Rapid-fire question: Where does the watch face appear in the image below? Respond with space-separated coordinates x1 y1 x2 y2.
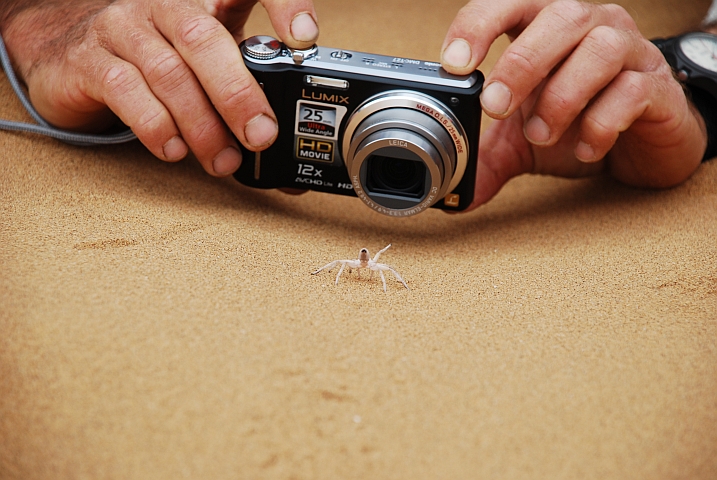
679 33 717 73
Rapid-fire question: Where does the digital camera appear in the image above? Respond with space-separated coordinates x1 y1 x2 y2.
234 35 484 216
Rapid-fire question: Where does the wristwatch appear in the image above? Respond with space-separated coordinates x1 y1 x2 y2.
653 32 717 161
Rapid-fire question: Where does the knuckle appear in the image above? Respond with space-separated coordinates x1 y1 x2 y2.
134 107 167 136
583 71 653 142
614 70 649 100
649 44 676 76
100 64 140 98
542 87 577 118
502 44 543 76
175 15 224 53
582 113 616 144
91 3 122 31
215 77 256 110
547 0 593 31
143 51 191 91
90 3 139 45
583 26 627 67
602 3 638 30
185 112 224 145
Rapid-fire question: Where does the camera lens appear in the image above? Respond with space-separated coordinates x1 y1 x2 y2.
365 153 427 199
352 127 443 211
342 91 469 216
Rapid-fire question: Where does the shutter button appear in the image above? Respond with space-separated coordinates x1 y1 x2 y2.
290 44 319 64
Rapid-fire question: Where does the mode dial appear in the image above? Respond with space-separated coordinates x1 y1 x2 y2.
243 36 282 60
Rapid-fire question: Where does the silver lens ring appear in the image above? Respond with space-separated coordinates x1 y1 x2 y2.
349 129 445 215
342 90 469 208
346 108 456 184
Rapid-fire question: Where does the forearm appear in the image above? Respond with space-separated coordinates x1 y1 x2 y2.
0 0 110 81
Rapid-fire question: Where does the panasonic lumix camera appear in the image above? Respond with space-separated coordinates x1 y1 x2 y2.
234 36 484 217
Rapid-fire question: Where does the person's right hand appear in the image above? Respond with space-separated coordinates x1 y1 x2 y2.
2 0 319 176
439 0 707 210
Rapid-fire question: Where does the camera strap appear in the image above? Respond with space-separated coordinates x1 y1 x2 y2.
0 32 137 146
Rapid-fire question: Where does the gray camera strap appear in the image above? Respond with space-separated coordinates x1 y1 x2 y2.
0 32 137 146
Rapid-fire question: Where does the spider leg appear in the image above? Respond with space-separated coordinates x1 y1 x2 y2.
372 244 392 263
334 263 347 285
387 266 410 290
379 270 387 292
312 260 340 275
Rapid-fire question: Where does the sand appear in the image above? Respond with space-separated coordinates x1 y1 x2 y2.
1 0 716 478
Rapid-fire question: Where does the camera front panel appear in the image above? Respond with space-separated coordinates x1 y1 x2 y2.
234 37 483 215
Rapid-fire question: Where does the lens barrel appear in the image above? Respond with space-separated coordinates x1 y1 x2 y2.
342 91 468 216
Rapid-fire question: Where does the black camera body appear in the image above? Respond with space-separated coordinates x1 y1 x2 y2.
234 36 484 216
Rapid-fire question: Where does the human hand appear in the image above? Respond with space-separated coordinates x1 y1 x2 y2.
1 0 319 177
440 0 707 210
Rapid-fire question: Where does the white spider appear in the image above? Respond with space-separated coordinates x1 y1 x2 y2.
312 244 409 292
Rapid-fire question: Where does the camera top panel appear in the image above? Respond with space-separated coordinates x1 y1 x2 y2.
241 35 480 90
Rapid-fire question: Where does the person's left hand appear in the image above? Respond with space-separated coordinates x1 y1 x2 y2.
2 0 319 177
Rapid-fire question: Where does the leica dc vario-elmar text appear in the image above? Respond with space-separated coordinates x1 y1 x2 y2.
234 35 484 217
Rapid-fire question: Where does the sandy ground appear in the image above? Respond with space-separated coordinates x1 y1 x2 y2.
1 0 716 478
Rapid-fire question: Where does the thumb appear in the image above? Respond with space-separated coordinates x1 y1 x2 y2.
259 0 319 49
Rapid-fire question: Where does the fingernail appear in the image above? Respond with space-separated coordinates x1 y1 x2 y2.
290 12 319 43
212 146 242 176
163 136 188 161
524 116 551 145
442 39 472 69
576 141 597 162
244 114 278 148
480 82 512 116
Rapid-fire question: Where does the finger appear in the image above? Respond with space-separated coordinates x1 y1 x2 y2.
81 51 187 163
99 5 241 176
463 114 535 212
524 26 664 147
441 0 552 75
151 1 278 152
579 68 705 188
27 67 118 133
259 0 319 48
478 1 637 119
575 69 685 165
